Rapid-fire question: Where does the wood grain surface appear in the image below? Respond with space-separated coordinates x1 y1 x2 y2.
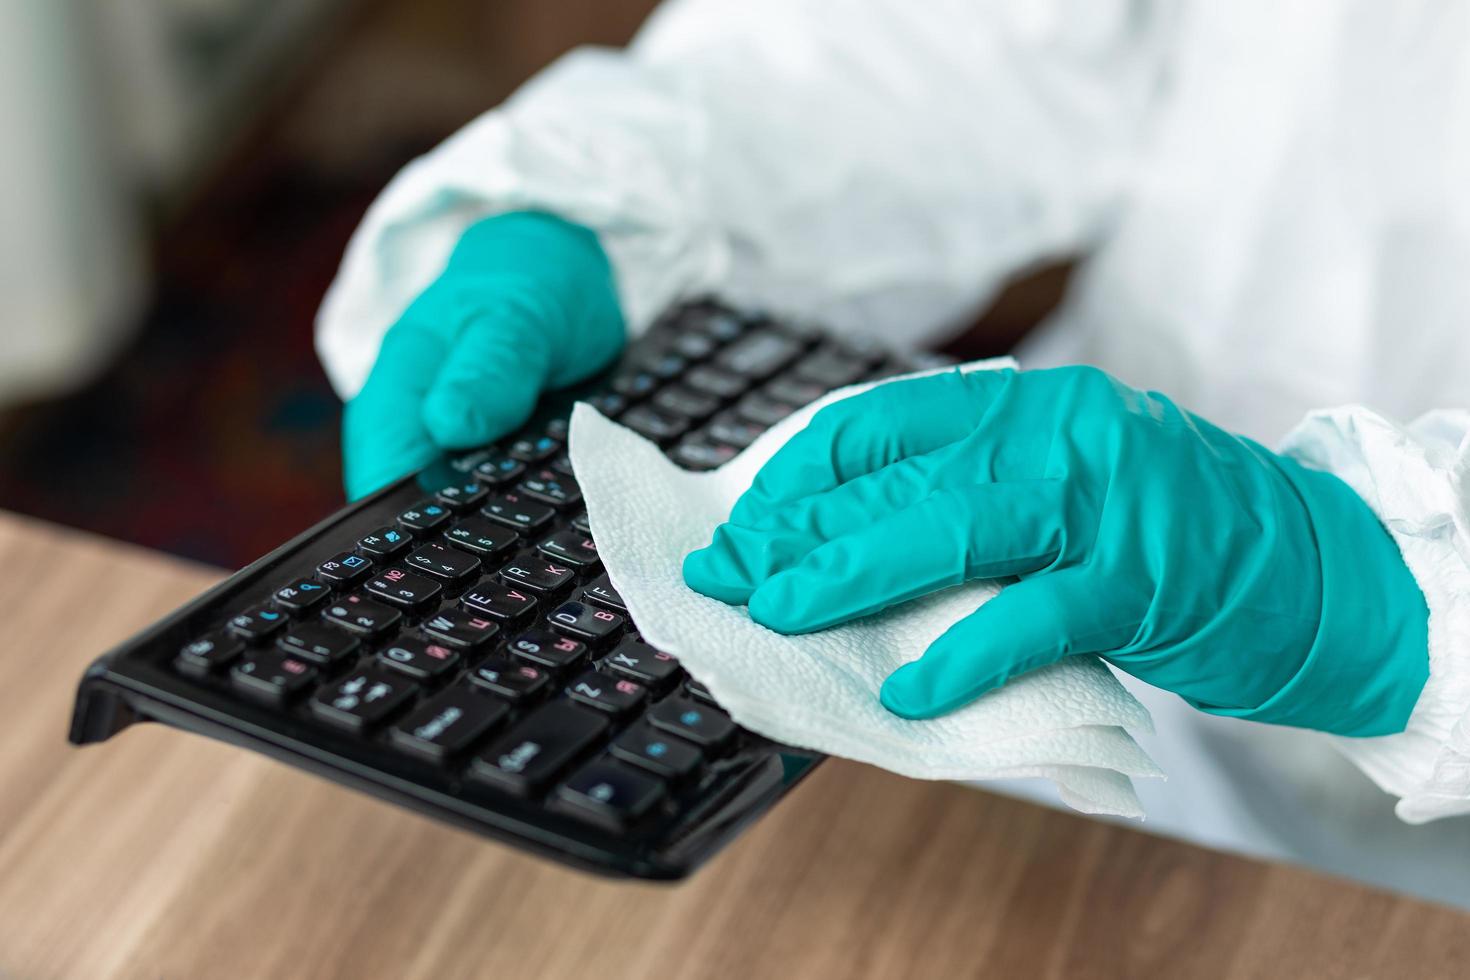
1 510 1466 979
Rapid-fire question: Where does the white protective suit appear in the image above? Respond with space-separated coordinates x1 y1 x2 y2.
317 0 1470 906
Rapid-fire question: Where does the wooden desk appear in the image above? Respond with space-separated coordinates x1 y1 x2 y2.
1 512 1466 978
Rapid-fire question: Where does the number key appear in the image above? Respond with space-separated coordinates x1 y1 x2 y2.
365 568 443 609
405 542 481 583
323 593 402 638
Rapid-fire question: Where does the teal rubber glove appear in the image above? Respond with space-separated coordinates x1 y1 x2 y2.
342 211 625 499
683 367 1429 736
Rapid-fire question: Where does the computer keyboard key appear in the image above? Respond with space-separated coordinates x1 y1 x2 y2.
611 725 704 782
549 601 625 644
435 480 489 512
277 622 361 667
508 629 589 673
553 760 666 832
682 305 745 342
537 529 600 568
642 352 688 380
508 434 560 463
499 554 575 594
231 650 318 703
684 365 749 401
266 579 327 615
473 454 526 486
549 452 576 478
567 670 647 718
480 491 555 532
356 526 412 558
516 469 582 508
611 370 658 399
763 374 828 407
176 633 244 675
570 511 593 534
653 385 720 421
398 500 453 532
545 417 570 441
685 679 718 705
468 656 551 703
650 697 737 752
670 436 738 472
377 636 461 682
311 667 418 733
603 638 682 692
317 552 373 585
461 582 539 624
228 604 288 642
735 391 796 428
620 405 690 445
793 350 866 390
705 414 762 450
365 568 443 609
323 593 403 638
580 574 627 613
715 330 802 379
443 517 517 559
390 686 510 762
470 701 610 796
587 393 627 418
421 607 501 649
405 542 481 583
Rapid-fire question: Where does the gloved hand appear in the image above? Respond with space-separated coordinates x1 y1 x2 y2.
683 367 1430 736
342 211 625 499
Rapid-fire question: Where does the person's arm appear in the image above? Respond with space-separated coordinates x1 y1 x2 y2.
317 0 1178 401
1281 407 1470 823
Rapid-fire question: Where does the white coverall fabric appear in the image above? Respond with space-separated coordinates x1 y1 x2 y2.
315 0 1470 904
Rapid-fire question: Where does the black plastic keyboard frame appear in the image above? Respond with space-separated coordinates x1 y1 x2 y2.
68 303 938 881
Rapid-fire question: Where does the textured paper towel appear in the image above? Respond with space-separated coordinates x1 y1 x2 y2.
570 358 1162 816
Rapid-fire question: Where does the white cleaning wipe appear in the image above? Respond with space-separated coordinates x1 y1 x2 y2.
570 358 1161 816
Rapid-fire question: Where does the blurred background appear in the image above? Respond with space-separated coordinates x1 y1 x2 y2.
0 0 1057 569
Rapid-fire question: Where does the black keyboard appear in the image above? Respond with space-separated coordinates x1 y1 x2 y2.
68 300 951 880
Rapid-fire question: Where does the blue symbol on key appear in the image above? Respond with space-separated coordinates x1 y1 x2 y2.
260 610 281 621
385 530 402 542
425 505 445 516
300 582 323 591
342 555 366 568
646 741 668 758
680 710 702 726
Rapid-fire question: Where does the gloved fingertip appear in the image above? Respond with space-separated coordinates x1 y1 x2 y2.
421 382 529 449
878 673 934 720
682 546 756 606
747 576 816 635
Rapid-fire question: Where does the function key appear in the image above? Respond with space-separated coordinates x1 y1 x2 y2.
603 637 681 693
323 593 402 638
227 604 287 643
311 667 418 733
670 436 738 472
548 600 625 645
366 567 443 609
714 330 802 379
537 529 599 568
404 542 481 584
552 760 666 832
277 622 361 667
461 581 539 624
444 517 517 559
273 578 331 613
499 554 575 594
620 405 690 446
516 468 581 508
468 656 550 703
652 385 720 421
176 633 244 675
356 526 412 558
435 480 489 512
481 491 555 532
649 696 736 752
611 725 704 782
469 701 610 796
398 500 452 532
390 686 510 762
473 454 527 486
421 607 501 649
580 573 627 613
705 413 762 450
231 650 318 703
508 434 560 463
508 629 589 673
566 669 647 718
684 365 748 401
377 636 461 682
317 552 372 585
